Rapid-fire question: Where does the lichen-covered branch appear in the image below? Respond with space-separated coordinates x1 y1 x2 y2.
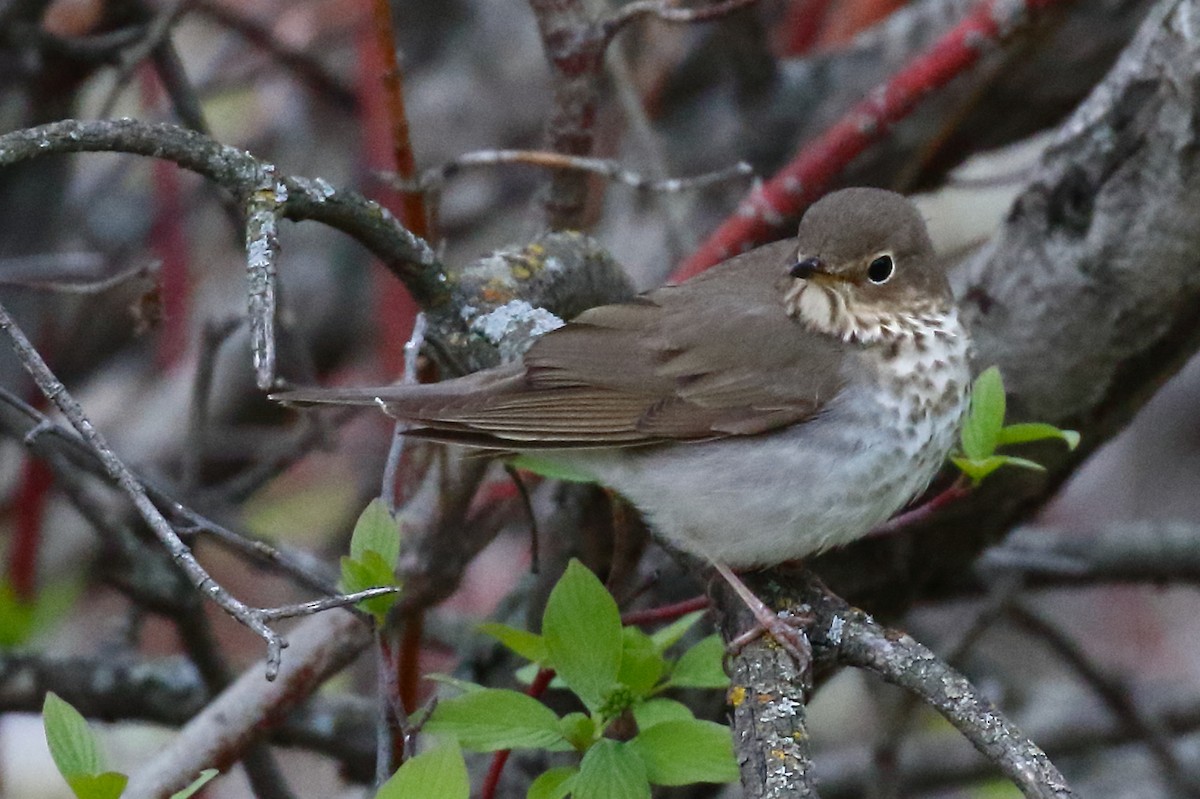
720 570 1074 799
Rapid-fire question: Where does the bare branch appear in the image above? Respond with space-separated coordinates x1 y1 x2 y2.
385 150 754 195
602 0 760 40
124 611 373 798
719 571 1074 798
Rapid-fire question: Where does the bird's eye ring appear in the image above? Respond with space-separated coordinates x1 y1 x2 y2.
867 254 894 284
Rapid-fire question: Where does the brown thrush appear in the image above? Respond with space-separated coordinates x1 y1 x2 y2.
275 188 971 636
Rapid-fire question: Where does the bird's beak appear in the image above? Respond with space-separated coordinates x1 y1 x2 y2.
789 256 826 280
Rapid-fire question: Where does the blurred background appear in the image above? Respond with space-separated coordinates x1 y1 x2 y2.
2 0 1195 796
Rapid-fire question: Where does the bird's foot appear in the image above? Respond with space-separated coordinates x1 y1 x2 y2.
712 561 814 666
726 609 814 663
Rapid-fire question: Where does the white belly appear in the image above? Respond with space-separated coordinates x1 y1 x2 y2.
544 318 971 567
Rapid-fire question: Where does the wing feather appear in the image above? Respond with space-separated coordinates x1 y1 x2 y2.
275 239 850 448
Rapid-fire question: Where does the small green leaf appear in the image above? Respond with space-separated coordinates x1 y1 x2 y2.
424 688 568 751
339 554 398 619
993 455 1047 472
424 674 487 693
349 498 402 566
66 772 127 799
648 610 705 653
632 698 693 730
511 454 598 483
558 712 596 751
0 582 37 647
953 454 1047 485
375 741 469 799
628 719 738 785
667 636 729 689
43 692 103 779
618 628 665 698
528 766 577 799
997 423 1080 451
479 622 549 664
169 769 218 799
951 456 1006 483
960 366 1006 460
574 740 650 799
542 560 623 712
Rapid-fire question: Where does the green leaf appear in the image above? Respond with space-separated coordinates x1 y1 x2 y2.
424 688 568 751
993 455 1047 472
339 554 399 619
510 454 598 484
542 560 623 712
628 720 738 785
558 712 596 751
997 423 1080 451
349 498 402 565
43 692 103 779
618 628 665 698
632 698 693 730
951 456 1006 484
169 769 218 799
648 611 705 653
0 582 37 647
527 766 577 799
667 636 729 689
960 366 1006 460
375 742 469 799
479 622 549 664
953 454 1047 485
424 674 486 693
574 740 650 799
65 772 127 799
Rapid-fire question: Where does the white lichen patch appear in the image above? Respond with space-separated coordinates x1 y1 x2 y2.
469 300 564 362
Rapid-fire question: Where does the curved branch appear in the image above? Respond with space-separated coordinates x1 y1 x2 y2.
0 119 447 307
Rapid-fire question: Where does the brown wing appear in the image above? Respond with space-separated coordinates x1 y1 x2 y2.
275 240 850 449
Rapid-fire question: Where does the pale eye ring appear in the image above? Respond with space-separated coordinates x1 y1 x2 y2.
867 253 895 284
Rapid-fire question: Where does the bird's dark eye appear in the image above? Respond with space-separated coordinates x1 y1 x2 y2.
867 254 894 284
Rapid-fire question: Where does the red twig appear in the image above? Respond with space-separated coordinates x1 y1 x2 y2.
357 1 424 376
672 0 1071 280
817 0 907 48
774 0 833 56
10 457 52 600
398 611 423 713
139 65 190 370
621 594 710 626
481 668 557 799
871 476 970 537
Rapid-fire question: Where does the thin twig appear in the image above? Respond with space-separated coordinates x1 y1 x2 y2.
381 312 427 512
383 150 753 195
244 167 283 390
368 0 431 241
0 299 288 678
801 574 1075 798
257 588 400 621
1005 602 1200 795
98 0 193 117
190 0 357 111
602 0 761 41
0 254 157 292
871 476 970 537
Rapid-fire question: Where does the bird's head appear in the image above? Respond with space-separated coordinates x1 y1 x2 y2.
781 188 954 343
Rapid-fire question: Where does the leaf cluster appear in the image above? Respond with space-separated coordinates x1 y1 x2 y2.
42 692 216 799
952 366 1079 484
405 559 736 799
339 498 404 621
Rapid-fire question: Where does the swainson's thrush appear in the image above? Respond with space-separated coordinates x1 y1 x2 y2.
276 188 970 574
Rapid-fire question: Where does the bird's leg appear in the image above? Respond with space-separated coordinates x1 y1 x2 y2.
712 561 813 665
